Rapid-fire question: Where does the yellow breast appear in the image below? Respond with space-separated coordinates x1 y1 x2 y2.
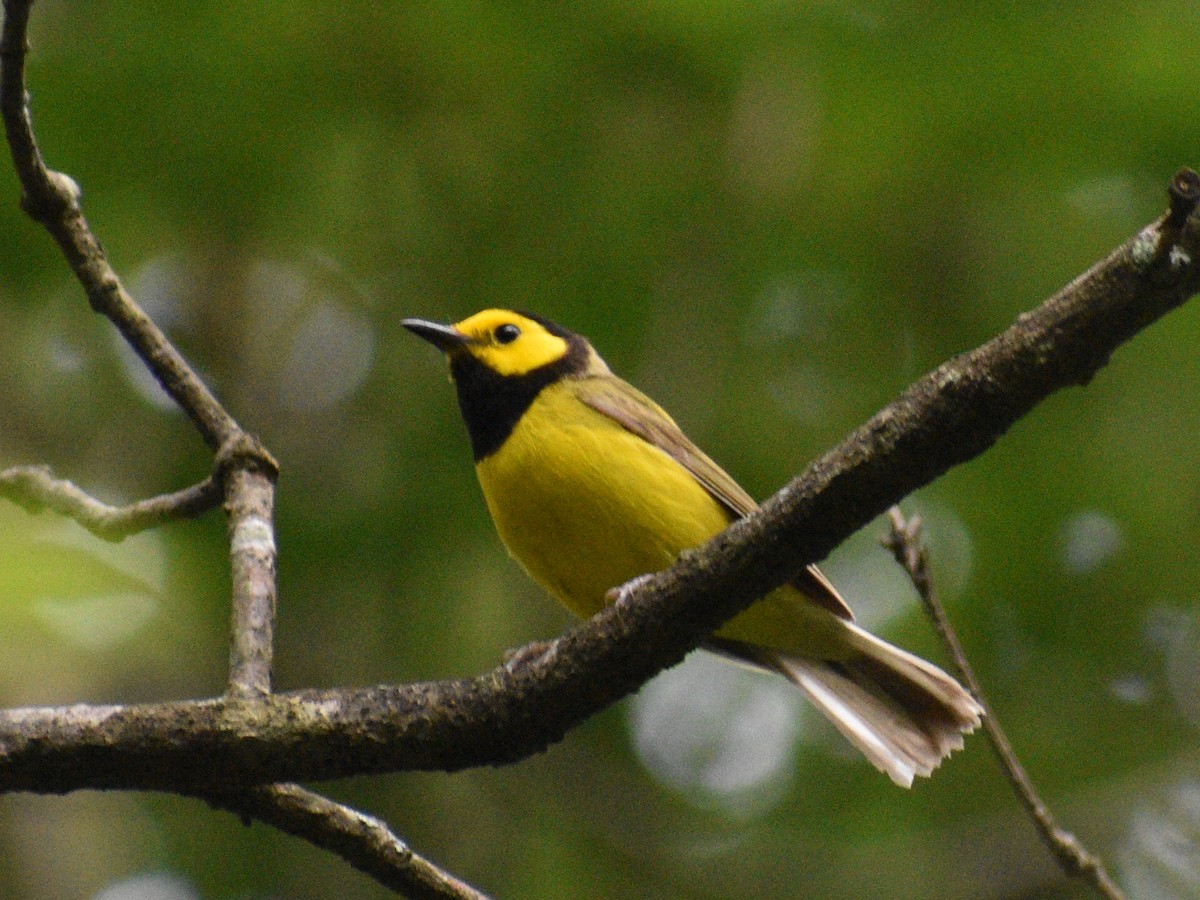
475 379 731 619
475 378 848 658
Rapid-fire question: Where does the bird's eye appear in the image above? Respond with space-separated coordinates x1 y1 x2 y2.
494 323 521 344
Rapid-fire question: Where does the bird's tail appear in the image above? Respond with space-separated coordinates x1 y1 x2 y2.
721 624 983 788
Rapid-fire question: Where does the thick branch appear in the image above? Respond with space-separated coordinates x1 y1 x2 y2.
1 181 1199 792
2 185 1200 791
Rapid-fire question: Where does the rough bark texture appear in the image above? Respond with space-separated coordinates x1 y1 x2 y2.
1 177 1198 795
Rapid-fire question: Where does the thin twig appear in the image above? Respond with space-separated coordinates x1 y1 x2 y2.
1 181 1199 789
882 507 1126 900
1 0 1196 895
217 434 280 698
0 0 238 450
204 784 492 900
0 2 490 896
1 0 280 684
0 465 221 540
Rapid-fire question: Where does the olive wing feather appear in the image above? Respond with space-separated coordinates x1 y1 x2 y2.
576 376 854 621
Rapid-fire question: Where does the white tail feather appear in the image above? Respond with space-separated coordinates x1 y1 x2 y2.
787 661 921 787
717 621 982 788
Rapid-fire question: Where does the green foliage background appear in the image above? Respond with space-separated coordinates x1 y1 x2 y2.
1 2 1199 898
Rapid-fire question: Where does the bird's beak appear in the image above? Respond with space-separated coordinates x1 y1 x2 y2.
402 318 471 353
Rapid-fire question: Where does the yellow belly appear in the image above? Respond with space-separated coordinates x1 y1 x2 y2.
474 381 847 659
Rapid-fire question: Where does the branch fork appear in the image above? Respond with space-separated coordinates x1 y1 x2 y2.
4 0 1199 897
0 1 483 896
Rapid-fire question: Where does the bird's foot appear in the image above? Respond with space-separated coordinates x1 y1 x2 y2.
503 639 558 673
605 573 655 609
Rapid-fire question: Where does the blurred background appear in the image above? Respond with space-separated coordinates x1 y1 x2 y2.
0 1 1198 897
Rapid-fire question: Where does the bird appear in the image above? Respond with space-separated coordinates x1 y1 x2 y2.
403 308 981 787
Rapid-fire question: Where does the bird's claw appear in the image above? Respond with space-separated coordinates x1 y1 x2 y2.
605 573 655 608
503 639 558 673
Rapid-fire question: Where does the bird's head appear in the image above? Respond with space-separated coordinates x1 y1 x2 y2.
403 309 607 378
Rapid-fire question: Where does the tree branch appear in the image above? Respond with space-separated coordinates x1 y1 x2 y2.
0 160 1197 850
883 508 1126 900
4 0 1198 894
217 434 281 698
0 2 492 895
204 784 491 900
0 0 236 450
0 465 221 540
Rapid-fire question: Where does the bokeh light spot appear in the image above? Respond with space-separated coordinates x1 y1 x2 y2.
1121 777 1200 900
1059 509 1125 575
629 652 803 819
91 871 199 900
276 298 375 412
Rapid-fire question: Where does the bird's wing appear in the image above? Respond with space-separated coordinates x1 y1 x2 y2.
576 376 854 621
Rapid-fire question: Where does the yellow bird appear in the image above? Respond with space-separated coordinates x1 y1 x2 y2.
404 309 981 786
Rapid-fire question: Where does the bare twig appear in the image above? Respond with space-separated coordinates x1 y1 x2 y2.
2 0 1199 895
0 0 281 710
217 434 281 698
0 465 221 540
0 0 237 450
206 784 492 900
2 165 1200 789
0 2 491 896
882 507 1126 900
